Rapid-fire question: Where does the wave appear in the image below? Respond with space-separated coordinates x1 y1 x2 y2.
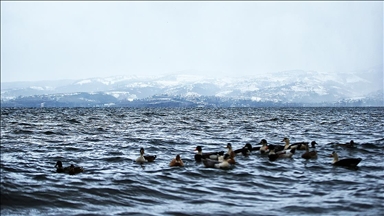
1 107 383 215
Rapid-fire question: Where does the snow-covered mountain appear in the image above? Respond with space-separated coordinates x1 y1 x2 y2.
1 68 383 107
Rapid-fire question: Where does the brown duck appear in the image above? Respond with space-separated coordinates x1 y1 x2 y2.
301 143 317 159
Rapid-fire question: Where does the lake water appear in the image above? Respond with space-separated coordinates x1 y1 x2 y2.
1 107 384 215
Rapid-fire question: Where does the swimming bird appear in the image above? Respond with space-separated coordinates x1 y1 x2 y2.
281 137 292 150
281 138 316 150
203 154 232 169
218 143 236 164
268 146 296 161
330 151 361 168
169 154 184 167
281 138 309 150
310 141 317 148
259 139 269 154
265 144 281 153
337 140 356 148
136 147 157 163
227 143 236 159
267 149 279 161
55 161 83 175
234 143 252 156
289 141 317 150
267 139 288 152
55 160 67 173
301 143 317 159
194 146 224 162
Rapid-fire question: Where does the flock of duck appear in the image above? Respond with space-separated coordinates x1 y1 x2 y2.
54 138 362 175
192 138 361 169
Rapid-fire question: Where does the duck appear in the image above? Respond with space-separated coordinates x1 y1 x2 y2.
330 151 362 168
136 147 157 163
289 141 317 150
203 154 232 169
267 139 288 152
55 160 68 173
234 143 253 156
226 143 236 159
268 146 296 161
55 161 83 175
281 137 309 150
194 146 224 162
259 139 269 154
68 164 84 175
267 149 279 161
169 154 184 167
281 137 292 150
337 140 356 148
310 141 317 148
218 143 236 164
301 143 317 159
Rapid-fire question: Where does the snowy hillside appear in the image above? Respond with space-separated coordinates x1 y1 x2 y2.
1 68 383 107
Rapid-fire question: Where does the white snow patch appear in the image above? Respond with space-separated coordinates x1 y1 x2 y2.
76 80 92 85
30 86 45 90
349 96 365 100
156 80 180 87
97 79 112 85
346 75 368 83
238 84 259 92
313 86 328 95
291 85 307 92
185 92 201 97
126 83 151 88
251 97 262 101
103 103 116 107
215 91 232 97
105 91 137 101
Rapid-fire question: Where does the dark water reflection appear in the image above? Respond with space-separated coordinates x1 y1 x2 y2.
1 107 384 215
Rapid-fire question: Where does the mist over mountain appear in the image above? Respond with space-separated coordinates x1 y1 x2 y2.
1 68 383 107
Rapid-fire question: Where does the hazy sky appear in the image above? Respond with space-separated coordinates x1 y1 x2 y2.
1 1 383 82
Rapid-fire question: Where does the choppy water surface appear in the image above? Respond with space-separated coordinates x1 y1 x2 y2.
1 107 384 215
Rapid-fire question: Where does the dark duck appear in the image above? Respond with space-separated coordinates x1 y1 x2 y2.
234 143 253 156
337 140 356 148
330 151 362 168
194 146 224 162
289 140 317 150
55 161 84 175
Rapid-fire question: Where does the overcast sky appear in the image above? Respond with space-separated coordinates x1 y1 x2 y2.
1 1 383 82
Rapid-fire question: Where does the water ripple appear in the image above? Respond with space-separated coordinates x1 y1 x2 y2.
1 107 384 215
